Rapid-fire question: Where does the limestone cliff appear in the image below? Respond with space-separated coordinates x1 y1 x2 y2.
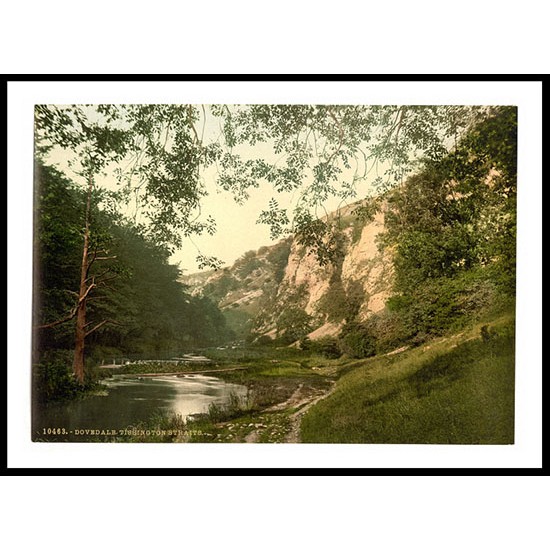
341 207 394 320
182 201 394 342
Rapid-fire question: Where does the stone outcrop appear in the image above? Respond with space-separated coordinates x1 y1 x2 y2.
182 200 395 342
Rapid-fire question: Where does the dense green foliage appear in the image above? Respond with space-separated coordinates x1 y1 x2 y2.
33 350 104 402
275 306 313 344
326 107 517 354
338 321 377 358
384 106 516 328
300 336 342 359
33 163 233 402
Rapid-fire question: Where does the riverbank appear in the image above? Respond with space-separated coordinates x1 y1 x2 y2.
112 352 336 443
111 309 515 444
36 305 515 444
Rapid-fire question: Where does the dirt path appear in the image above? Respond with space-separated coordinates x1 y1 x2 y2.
283 383 335 443
244 382 335 443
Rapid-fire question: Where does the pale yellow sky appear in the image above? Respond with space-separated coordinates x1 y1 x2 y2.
42 105 381 273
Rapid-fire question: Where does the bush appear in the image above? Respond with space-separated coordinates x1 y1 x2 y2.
301 337 342 358
317 279 365 323
33 349 106 403
387 270 499 341
275 306 312 344
338 322 377 358
34 350 81 402
254 334 274 346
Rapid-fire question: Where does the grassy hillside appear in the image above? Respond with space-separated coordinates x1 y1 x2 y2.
300 312 515 444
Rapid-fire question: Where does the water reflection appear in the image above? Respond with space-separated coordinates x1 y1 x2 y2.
34 374 247 441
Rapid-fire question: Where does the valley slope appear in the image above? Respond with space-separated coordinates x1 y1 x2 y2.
182 199 393 345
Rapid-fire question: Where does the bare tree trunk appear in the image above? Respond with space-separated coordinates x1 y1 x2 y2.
72 172 93 384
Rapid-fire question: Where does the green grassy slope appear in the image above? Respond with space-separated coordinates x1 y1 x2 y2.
300 314 515 444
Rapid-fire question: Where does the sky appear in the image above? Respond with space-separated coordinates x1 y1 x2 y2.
44 105 378 274
172 152 369 275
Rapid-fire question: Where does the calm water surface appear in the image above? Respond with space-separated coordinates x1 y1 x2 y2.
34 374 247 441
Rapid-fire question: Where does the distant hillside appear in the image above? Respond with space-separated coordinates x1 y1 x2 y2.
182 197 394 343
181 238 293 339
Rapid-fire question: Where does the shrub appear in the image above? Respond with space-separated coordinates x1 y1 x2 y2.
301 337 342 358
362 312 410 353
33 349 108 403
276 306 313 344
254 334 275 347
338 322 377 358
34 350 82 402
387 269 500 340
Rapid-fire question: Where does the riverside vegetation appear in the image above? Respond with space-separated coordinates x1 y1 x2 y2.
107 302 514 444
33 105 517 444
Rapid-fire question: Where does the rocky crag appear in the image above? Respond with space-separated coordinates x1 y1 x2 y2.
181 200 394 343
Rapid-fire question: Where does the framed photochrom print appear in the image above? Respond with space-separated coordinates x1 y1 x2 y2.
6 77 542 472
29 98 519 448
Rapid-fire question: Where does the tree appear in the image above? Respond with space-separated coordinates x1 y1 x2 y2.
214 105 484 259
34 104 238 381
338 320 377 358
382 107 517 337
34 104 487 382
276 306 313 344
35 106 129 383
33 163 233 379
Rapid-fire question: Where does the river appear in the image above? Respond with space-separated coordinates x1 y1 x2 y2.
33 374 248 442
